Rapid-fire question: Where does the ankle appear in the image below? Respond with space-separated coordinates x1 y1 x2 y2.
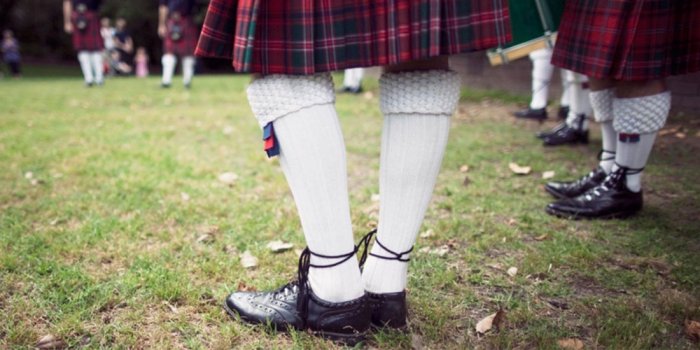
309 258 364 302
362 257 408 294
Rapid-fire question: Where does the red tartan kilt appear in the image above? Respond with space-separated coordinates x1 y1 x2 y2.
164 17 199 57
71 11 103 52
196 0 512 75
552 0 700 81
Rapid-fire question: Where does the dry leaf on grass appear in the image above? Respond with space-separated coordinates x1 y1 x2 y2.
542 170 556 179
460 165 470 173
218 172 239 185
222 126 234 135
363 92 375 100
180 192 190 202
240 250 258 269
507 267 518 277
557 338 584 349
420 229 435 238
418 245 450 257
266 240 294 253
163 301 179 314
36 335 66 349
476 309 505 335
509 162 532 175
371 193 380 202
237 281 257 292
686 320 700 342
534 234 548 241
196 234 214 244
675 132 686 139
24 171 34 179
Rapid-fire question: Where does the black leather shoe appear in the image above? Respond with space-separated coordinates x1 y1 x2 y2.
536 122 566 139
558 106 570 120
545 166 607 199
357 230 412 330
513 107 547 121
367 291 408 330
224 248 370 345
542 125 589 146
544 150 615 198
546 166 644 219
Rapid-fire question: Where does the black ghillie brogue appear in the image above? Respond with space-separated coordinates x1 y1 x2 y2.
544 150 615 199
357 230 411 330
513 107 548 121
546 165 644 219
224 247 371 345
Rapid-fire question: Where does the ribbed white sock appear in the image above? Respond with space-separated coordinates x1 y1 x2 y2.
91 52 104 84
343 68 364 89
162 54 177 85
247 74 364 303
529 49 554 110
560 70 571 108
613 92 671 192
182 56 195 86
362 71 460 294
590 89 616 173
77 51 94 84
565 72 591 130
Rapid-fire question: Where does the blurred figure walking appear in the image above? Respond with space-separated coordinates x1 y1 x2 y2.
158 0 199 89
135 47 150 78
2 30 21 78
63 0 104 87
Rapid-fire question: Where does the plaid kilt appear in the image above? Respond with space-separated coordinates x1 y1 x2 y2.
196 0 511 75
164 17 199 57
71 11 103 52
552 0 700 81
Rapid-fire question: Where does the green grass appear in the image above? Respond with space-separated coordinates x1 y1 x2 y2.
1 69 699 349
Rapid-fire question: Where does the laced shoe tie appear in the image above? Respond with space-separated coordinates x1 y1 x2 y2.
584 163 643 201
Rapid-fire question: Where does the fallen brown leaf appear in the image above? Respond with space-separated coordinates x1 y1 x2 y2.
476 309 505 335
420 229 435 238
240 250 258 269
266 240 294 253
218 172 239 185
675 132 686 139
507 267 518 277
509 162 532 175
534 234 548 241
557 338 584 350
459 165 470 173
685 320 700 342
237 281 257 292
36 335 66 349
542 170 556 179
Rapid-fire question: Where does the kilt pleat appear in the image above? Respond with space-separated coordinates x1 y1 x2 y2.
71 11 104 52
196 0 511 74
164 17 199 56
552 0 700 81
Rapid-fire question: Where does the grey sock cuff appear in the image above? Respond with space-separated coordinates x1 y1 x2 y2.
246 73 335 128
380 70 461 117
613 92 671 134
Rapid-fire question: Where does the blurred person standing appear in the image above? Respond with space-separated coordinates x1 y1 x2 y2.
63 0 104 87
100 17 116 75
158 0 199 89
135 47 150 78
2 30 21 78
513 48 570 122
113 18 134 75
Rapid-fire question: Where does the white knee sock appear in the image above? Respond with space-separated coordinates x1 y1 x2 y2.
343 68 364 89
589 89 616 172
612 92 671 192
91 52 104 84
77 51 94 84
529 49 554 110
162 54 177 85
247 74 364 303
362 71 460 294
560 70 571 108
565 72 591 130
182 56 195 86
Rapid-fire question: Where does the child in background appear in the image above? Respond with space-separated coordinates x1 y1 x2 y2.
2 30 21 78
135 47 149 78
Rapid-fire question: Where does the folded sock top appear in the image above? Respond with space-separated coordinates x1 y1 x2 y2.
380 70 461 116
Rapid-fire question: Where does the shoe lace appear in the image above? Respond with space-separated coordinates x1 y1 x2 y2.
584 163 643 200
356 229 413 271
295 246 358 326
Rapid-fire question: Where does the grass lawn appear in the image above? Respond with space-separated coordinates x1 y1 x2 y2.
1 66 699 349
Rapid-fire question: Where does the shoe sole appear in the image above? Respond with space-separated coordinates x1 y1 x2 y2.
222 302 367 346
545 206 639 220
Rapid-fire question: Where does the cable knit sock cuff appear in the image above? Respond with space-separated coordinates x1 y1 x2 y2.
246 73 335 128
590 89 615 123
613 91 671 134
380 70 461 117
